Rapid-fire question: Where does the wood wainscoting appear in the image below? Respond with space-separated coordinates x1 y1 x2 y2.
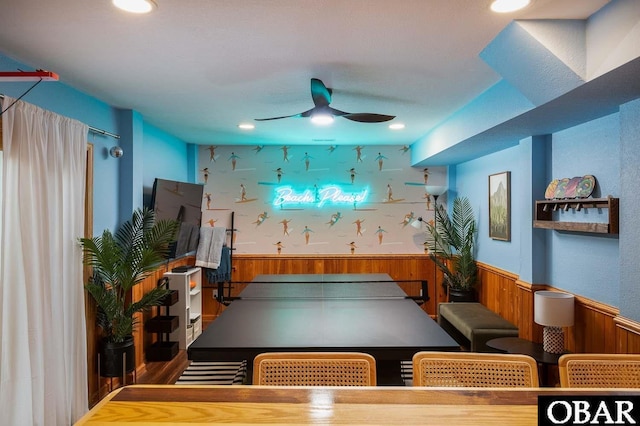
476 261 640 355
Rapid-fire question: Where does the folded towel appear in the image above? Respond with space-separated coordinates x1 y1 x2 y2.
195 227 227 269
205 246 231 283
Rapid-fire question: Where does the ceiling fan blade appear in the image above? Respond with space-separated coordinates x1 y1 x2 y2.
255 107 316 121
254 112 303 121
327 107 349 117
310 78 331 107
256 79 395 124
299 107 316 118
342 113 396 123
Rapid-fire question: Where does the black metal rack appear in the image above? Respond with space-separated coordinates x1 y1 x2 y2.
145 277 180 361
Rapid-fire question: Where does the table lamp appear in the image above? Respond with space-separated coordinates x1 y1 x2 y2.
534 290 574 354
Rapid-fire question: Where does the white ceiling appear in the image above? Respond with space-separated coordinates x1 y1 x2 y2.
0 0 609 147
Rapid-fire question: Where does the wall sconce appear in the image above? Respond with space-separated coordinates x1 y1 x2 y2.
534 290 575 354
411 217 424 229
109 146 124 158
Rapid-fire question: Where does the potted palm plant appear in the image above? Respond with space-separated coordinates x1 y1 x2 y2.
80 207 179 377
424 196 478 302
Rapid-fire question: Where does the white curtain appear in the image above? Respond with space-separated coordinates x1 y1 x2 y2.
0 97 89 425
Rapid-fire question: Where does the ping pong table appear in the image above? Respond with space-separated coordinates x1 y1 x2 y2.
188 273 460 384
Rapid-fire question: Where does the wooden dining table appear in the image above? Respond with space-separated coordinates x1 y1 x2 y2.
75 384 640 425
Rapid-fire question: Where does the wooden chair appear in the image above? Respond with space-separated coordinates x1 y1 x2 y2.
412 351 539 387
252 352 376 386
558 353 640 388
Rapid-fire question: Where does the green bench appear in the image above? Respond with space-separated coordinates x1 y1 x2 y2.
437 302 519 352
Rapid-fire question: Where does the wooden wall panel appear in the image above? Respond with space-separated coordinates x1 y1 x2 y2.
615 317 640 353
203 254 439 319
514 281 545 342
477 263 520 328
476 262 639 356
569 297 618 353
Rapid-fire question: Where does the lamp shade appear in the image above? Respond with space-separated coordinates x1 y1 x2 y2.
425 186 448 197
534 291 574 327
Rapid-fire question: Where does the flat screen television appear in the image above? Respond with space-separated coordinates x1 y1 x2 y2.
149 178 204 258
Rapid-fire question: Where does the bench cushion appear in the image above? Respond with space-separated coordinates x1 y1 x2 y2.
438 302 518 352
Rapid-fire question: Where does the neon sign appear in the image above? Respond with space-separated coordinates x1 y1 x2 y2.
273 185 369 207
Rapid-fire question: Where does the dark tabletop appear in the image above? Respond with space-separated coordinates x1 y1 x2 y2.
189 274 458 362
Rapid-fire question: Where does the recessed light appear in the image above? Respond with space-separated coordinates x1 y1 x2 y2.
490 0 530 13
389 123 405 130
112 0 157 14
238 123 255 130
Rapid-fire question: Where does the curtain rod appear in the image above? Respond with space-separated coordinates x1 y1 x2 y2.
88 127 120 140
0 93 120 140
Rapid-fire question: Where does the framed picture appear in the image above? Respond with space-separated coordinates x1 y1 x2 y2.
488 171 510 241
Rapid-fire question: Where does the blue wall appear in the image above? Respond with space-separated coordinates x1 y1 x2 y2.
455 145 524 274
0 53 191 234
547 114 620 307
1 54 119 233
142 122 193 206
619 98 640 319
453 112 628 315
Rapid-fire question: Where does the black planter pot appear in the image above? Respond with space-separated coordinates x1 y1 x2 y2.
99 336 135 378
448 288 477 303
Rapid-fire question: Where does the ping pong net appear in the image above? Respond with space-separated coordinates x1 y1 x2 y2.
237 274 429 302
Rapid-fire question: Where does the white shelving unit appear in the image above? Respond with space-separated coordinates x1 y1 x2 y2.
164 267 203 349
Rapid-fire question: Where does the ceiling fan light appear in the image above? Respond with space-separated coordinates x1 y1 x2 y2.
490 0 530 13
112 0 157 14
311 114 334 125
238 123 255 130
389 123 405 130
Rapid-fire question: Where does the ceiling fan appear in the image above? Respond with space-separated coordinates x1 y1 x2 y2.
255 78 395 124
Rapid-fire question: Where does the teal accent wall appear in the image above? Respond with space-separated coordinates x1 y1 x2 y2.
142 122 193 207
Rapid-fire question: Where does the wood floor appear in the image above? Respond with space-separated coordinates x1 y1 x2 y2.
137 350 191 385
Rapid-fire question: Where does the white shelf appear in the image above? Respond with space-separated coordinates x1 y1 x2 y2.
165 267 202 350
